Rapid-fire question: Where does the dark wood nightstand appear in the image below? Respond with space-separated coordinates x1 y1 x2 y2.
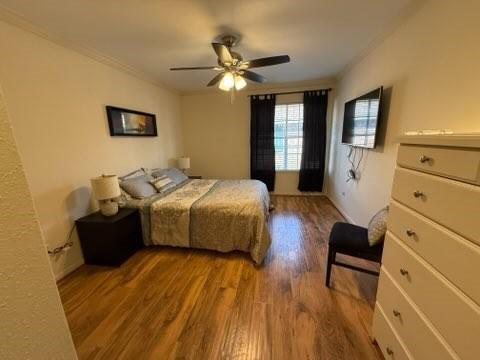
76 208 143 266
188 175 202 179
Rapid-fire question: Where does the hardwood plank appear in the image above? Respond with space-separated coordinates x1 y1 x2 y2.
58 196 383 359
173 257 244 359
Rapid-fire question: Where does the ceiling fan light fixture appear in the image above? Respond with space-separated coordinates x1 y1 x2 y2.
218 81 230 91
234 75 247 90
219 72 235 91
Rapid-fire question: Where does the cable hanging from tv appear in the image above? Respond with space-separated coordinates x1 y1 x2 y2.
346 145 364 182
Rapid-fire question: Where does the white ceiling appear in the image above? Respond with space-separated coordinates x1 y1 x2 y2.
0 0 417 92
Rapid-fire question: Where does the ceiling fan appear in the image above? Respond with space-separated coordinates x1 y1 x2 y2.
170 35 290 91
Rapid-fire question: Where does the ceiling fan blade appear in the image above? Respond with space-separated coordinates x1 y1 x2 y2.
212 43 233 64
242 70 267 83
207 72 225 87
246 55 290 68
170 66 220 71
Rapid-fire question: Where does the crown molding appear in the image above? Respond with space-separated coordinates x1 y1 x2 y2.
0 4 178 94
337 0 428 80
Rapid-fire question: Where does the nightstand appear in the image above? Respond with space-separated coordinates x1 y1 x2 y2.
188 175 202 179
76 208 143 266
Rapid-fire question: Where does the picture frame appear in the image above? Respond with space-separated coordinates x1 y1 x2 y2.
106 106 157 137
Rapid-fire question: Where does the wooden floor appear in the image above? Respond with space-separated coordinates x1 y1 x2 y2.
58 196 383 360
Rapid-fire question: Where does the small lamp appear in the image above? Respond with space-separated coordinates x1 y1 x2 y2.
91 175 121 216
178 157 190 174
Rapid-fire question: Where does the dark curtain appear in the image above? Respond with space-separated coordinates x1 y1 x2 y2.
250 94 276 191
298 90 328 191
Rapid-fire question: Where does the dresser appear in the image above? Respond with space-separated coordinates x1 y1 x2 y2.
372 134 480 360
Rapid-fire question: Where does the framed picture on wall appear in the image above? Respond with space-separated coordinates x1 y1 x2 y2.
106 106 157 137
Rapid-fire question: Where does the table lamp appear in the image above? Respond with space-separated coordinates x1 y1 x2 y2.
178 157 190 174
91 174 121 216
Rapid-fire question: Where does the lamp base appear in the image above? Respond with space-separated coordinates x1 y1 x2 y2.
99 199 118 216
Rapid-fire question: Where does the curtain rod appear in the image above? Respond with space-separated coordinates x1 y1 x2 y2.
247 87 332 97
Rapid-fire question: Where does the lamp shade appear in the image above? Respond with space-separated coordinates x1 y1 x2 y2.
91 175 121 200
178 157 191 170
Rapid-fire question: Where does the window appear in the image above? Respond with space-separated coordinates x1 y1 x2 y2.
274 103 304 170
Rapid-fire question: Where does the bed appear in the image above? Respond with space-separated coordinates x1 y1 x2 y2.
124 178 271 264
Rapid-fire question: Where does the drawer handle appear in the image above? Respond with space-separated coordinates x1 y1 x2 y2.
393 309 401 317
386 347 394 356
419 155 431 163
400 268 409 276
413 190 424 198
406 229 416 237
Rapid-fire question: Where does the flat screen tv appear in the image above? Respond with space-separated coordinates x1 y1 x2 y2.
341 87 383 149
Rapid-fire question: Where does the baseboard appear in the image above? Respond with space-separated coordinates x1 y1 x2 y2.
326 194 356 224
55 259 84 282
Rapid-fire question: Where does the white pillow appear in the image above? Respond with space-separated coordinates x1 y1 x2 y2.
367 206 389 246
150 175 175 193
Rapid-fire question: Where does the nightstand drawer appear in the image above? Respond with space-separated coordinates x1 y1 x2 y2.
377 268 456 360
397 144 480 184
383 232 480 360
373 304 412 360
391 167 480 244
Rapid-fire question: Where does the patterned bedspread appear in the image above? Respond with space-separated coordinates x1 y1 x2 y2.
126 179 271 264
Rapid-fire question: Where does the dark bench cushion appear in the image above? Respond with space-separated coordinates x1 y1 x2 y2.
329 222 383 259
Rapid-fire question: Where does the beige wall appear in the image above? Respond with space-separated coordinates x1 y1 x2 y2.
0 20 183 279
182 92 250 180
0 86 77 359
181 81 335 195
327 0 480 225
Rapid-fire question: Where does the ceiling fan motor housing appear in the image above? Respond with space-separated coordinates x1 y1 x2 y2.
221 34 239 49
217 52 242 67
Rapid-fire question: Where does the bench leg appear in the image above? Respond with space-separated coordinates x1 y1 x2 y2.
325 246 335 287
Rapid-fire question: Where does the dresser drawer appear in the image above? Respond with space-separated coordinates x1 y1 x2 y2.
383 232 480 360
397 144 480 184
377 268 457 360
388 200 480 305
391 167 480 244
373 304 412 360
